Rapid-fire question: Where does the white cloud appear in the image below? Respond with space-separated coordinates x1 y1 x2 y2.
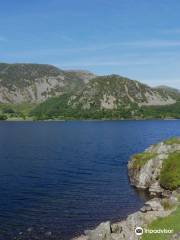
56 53 180 68
3 39 121 57
4 39 180 59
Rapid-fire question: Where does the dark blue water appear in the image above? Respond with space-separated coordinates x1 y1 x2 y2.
0 120 180 240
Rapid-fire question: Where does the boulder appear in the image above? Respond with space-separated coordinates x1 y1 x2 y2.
111 223 122 234
145 198 163 211
168 195 179 206
170 232 180 240
84 221 112 240
72 236 88 240
162 190 172 198
140 204 152 213
111 233 124 240
149 182 164 194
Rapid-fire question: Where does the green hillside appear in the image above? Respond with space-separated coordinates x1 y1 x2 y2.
29 75 180 120
0 63 180 120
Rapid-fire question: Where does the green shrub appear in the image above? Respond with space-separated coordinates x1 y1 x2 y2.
164 137 180 145
0 114 7 120
132 152 157 170
160 151 180 190
161 199 174 210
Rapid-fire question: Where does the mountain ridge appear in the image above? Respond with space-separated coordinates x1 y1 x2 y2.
0 63 95 104
0 63 180 120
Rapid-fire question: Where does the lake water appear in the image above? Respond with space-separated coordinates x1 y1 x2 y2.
0 120 180 240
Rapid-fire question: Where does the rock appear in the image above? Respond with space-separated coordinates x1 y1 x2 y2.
140 204 152 213
73 196 177 240
73 139 180 240
150 192 157 197
174 187 180 194
156 142 169 154
84 221 111 240
168 195 179 206
45 231 52 237
72 236 88 240
145 198 163 211
128 140 180 192
27 227 33 232
128 154 163 189
111 233 125 240
149 182 164 194
110 233 121 240
162 190 172 198
111 223 122 233
140 206 146 212
170 232 180 240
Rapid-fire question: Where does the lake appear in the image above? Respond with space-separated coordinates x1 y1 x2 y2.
0 120 180 240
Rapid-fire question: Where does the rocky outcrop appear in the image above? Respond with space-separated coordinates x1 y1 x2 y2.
72 138 180 240
128 139 180 195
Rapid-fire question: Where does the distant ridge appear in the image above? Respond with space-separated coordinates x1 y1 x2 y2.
0 63 180 120
0 63 95 103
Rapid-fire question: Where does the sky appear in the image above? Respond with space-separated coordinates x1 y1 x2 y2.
1 0 180 88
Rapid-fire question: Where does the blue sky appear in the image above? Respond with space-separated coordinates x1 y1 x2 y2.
1 0 180 88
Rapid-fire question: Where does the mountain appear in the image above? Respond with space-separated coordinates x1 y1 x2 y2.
0 63 180 120
67 75 176 109
0 63 95 104
30 75 179 120
155 85 180 100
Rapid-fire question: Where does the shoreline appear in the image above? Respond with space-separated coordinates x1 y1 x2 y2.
2 118 180 122
72 196 178 240
72 139 180 240
71 187 151 240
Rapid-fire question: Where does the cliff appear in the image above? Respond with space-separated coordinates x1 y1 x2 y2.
128 137 180 194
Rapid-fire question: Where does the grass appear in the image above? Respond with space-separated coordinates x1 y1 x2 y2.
161 199 175 210
6 102 35 115
164 137 180 145
160 151 180 190
141 205 180 240
131 152 157 170
0 102 35 120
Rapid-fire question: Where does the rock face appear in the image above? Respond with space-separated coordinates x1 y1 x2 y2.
128 140 180 195
72 138 180 240
0 63 178 109
0 63 95 103
67 75 177 111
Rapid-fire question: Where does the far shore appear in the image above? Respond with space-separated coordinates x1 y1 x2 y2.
2 118 180 122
